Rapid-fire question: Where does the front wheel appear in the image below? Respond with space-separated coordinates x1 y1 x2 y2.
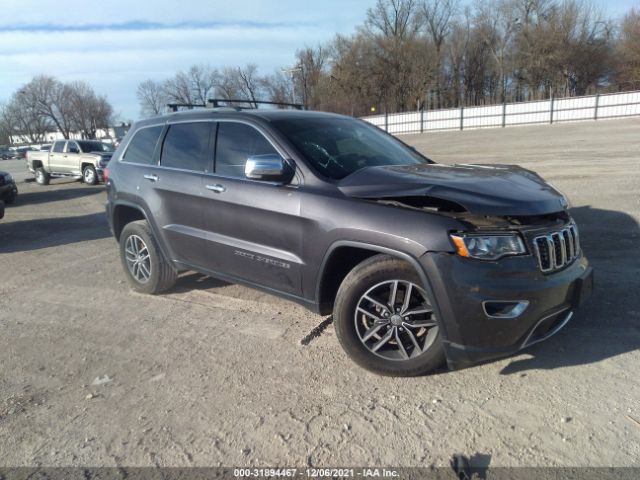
35 168 50 185
333 255 445 376
119 220 177 294
4 189 17 204
83 165 98 185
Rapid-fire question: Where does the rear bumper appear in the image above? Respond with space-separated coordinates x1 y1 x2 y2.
420 251 593 369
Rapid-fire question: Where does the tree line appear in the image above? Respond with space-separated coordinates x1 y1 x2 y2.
138 0 640 118
0 75 113 144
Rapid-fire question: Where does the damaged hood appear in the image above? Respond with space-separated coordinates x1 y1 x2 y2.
338 163 568 216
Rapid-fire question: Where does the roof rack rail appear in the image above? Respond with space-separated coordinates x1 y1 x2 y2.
208 99 305 110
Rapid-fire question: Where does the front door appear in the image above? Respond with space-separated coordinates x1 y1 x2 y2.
200 121 304 296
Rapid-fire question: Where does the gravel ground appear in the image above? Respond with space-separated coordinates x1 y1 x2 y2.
0 118 639 468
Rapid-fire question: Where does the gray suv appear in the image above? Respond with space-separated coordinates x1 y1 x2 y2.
105 108 593 376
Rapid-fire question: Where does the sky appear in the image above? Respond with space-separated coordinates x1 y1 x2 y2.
1 0 638 122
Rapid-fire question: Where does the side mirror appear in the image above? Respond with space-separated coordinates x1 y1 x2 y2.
245 154 293 182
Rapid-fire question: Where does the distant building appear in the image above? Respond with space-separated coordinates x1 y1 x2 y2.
10 123 131 146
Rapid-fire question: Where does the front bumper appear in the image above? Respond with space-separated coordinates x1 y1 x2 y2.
420 251 593 369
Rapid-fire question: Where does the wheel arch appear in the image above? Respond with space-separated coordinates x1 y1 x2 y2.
111 202 147 241
315 241 442 320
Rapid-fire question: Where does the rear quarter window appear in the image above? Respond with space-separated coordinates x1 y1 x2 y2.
122 126 163 165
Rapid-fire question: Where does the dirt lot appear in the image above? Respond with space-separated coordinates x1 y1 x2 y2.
0 118 639 468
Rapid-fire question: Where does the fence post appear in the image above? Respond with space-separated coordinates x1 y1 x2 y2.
594 93 600 120
420 109 424 133
384 111 389 132
549 94 555 124
460 106 464 131
502 101 507 127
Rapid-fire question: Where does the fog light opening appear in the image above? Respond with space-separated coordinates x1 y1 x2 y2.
483 300 529 319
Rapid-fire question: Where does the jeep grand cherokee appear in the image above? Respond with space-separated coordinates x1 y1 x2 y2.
105 109 593 376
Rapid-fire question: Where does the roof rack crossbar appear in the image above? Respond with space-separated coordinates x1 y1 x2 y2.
166 103 206 112
208 99 305 110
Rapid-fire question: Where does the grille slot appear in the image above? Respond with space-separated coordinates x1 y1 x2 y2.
533 225 579 273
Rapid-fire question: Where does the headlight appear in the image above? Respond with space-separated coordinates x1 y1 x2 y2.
450 233 526 260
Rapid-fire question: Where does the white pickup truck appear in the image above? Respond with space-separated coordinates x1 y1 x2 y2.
27 139 114 185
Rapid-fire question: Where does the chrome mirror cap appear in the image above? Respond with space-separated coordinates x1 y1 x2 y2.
245 154 289 181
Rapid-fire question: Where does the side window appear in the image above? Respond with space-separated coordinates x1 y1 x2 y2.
160 122 212 172
52 141 65 153
122 126 163 165
66 141 79 153
215 122 278 178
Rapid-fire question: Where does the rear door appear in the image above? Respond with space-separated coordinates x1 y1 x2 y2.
148 121 214 267
199 121 304 295
64 140 82 175
48 141 67 172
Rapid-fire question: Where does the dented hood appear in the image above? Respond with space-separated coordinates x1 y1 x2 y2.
338 163 568 216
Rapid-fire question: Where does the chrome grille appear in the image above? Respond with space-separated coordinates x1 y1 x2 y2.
533 224 579 273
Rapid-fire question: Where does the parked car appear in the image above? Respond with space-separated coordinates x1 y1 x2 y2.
105 109 593 376
0 148 15 160
14 146 38 159
27 140 114 185
0 171 18 204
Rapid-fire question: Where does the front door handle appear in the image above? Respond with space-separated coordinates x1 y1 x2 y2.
206 184 226 193
143 174 159 182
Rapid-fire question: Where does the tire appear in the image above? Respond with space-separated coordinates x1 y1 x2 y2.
119 220 177 294
333 254 445 376
83 165 98 185
4 189 17 204
35 168 50 186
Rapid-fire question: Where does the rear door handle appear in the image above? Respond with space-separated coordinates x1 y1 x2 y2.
206 184 226 193
143 174 159 182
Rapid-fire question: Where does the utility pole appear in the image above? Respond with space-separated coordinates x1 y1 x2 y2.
281 66 302 104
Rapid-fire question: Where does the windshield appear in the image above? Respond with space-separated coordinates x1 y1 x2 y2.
272 117 429 180
77 141 114 153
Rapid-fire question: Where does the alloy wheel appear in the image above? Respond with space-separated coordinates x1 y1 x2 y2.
124 234 151 283
354 280 438 361
84 168 95 184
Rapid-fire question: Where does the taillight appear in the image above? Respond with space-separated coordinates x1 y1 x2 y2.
103 167 110 183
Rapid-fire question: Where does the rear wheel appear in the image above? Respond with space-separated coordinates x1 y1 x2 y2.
119 220 177 294
83 165 98 185
333 255 445 376
35 168 50 185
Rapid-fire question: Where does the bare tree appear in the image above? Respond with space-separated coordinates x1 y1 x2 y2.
68 81 113 139
217 64 264 107
1 97 51 144
294 47 330 108
136 80 167 117
418 0 457 106
162 65 219 106
615 8 640 89
261 71 293 106
17 75 74 138
236 64 262 107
